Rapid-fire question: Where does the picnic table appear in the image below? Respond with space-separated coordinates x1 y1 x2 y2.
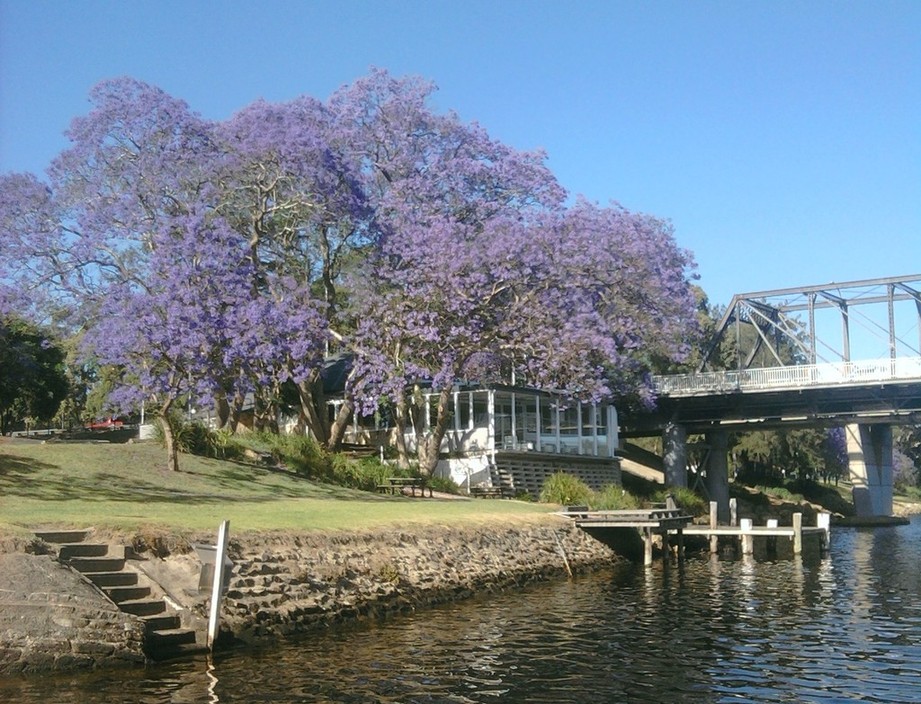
376 476 433 497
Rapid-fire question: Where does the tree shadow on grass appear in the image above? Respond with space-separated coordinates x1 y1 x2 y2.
0 452 396 504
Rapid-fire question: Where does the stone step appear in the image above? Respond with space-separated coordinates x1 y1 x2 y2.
118 599 166 617
88 571 138 588
58 543 110 560
146 641 210 662
66 556 126 573
34 529 92 544
142 614 182 633
104 585 151 604
146 628 198 648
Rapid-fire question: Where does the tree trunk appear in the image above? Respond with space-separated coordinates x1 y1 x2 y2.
327 400 353 452
417 388 452 476
158 400 180 472
393 394 411 469
229 392 245 434
214 392 231 430
296 372 329 444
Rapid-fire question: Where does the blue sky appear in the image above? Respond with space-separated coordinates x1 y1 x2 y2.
1 0 919 310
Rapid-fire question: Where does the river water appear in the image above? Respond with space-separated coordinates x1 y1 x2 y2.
3 516 921 703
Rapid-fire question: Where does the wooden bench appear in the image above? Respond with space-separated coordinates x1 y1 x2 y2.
469 486 513 499
376 477 433 497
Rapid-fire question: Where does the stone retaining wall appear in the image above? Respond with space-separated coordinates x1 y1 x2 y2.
0 517 617 673
220 518 616 642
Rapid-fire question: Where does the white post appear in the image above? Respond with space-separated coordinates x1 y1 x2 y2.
709 501 719 553
576 403 583 455
817 512 831 553
535 395 542 451
793 513 803 554
740 518 754 555
207 520 230 650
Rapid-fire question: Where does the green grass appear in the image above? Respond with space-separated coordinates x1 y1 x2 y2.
0 439 551 536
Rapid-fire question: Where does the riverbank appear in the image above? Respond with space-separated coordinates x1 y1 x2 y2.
0 515 618 675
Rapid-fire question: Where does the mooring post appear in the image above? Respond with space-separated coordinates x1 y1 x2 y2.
792 513 803 554
644 527 653 567
817 512 831 553
740 518 754 554
766 519 778 555
729 498 738 527
709 501 719 554
207 519 230 650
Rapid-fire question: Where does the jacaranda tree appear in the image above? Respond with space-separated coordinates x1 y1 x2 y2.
1 70 700 475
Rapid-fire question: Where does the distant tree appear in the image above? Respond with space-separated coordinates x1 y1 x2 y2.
734 427 847 485
0 317 69 435
895 426 921 486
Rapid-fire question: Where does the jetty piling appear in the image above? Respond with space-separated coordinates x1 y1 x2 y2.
682 508 830 557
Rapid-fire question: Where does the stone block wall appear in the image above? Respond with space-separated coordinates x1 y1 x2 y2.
220 519 615 642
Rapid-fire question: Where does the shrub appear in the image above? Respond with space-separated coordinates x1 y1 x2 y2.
592 484 640 510
540 472 593 505
258 433 331 478
153 415 244 460
427 475 460 495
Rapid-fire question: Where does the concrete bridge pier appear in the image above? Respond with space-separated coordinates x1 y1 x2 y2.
704 430 730 523
662 422 688 488
845 423 894 517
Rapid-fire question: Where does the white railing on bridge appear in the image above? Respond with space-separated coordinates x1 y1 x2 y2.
654 357 921 397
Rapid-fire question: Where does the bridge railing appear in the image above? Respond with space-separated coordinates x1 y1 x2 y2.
654 356 921 397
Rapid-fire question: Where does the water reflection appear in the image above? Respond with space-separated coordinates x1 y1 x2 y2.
1 517 920 703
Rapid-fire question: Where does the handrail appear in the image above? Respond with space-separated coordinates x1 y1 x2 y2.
653 357 921 397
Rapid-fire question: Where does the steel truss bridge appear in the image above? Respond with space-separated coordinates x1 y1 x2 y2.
625 275 921 436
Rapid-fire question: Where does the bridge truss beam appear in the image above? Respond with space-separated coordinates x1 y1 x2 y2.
700 274 921 372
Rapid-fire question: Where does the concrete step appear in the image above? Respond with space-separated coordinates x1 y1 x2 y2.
147 628 197 648
118 599 166 617
58 543 110 560
66 556 125 573
88 571 138 588
146 641 210 662
142 614 182 633
145 628 204 663
34 529 92 544
104 585 151 604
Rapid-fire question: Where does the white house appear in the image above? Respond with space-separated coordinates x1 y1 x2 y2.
333 384 622 497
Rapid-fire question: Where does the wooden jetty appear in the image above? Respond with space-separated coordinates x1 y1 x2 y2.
562 506 694 566
562 500 831 565
677 501 831 557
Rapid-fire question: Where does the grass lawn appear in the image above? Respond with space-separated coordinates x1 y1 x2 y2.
0 438 552 537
